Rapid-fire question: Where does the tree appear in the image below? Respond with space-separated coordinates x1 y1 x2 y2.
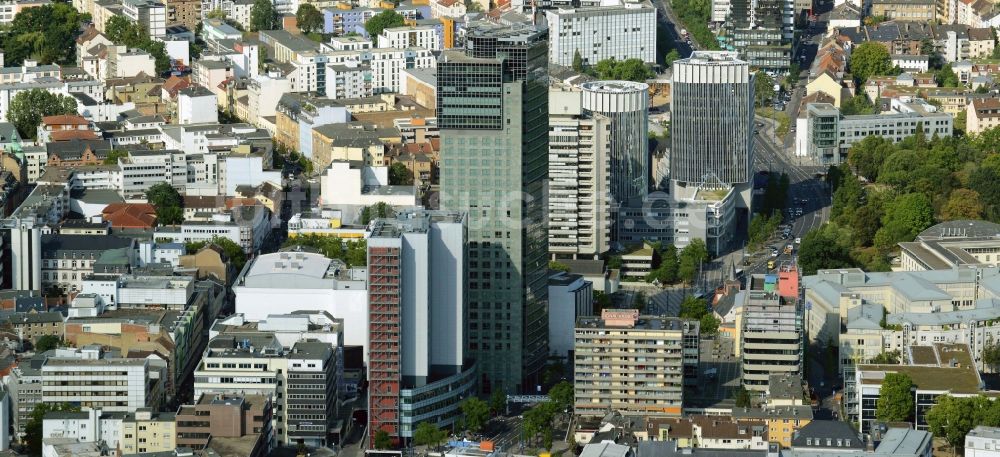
850 42 892 84
592 58 654 81
24 403 80 455
785 62 801 88
841 93 877 115
8 89 77 139
984 342 1000 373
941 188 984 221
360 201 393 224
34 334 61 352
388 162 413 185
734 386 752 408
373 429 392 449
798 224 855 275
103 15 171 73
146 182 184 225
926 395 992 451
755 72 775 107
678 238 709 284
572 50 584 71
936 63 960 87
365 10 406 46
206 8 226 19
874 193 934 252
664 49 681 68
104 150 129 165
869 350 901 364
875 372 914 422
2 3 88 66
700 313 720 336
490 389 505 415
848 136 894 181
413 421 448 448
296 4 323 33
250 0 277 31
679 295 708 319
548 381 573 413
549 260 571 272
185 237 248 272
461 397 489 433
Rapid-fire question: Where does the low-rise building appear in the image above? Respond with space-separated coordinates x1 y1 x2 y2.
967 426 1000 457
175 393 273 456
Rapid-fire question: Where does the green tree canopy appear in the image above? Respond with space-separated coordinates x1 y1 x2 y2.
875 372 914 422
104 16 171 73
373 429 392 449
755 72 775 107
146 182 183 209
678 239 709 284
700 313 720 336
250 0 277 31
365 10 406 46
985 342 1000 372
935 63 960 87
840 94 877 115
850 42 892 84
461 397 489 433
548 381 574 412
847 136 895 182
874 193 934 252
798 223 856 275
283 235 368 267
34 334 61 352
413 421 448 448
388 162 413 185
572 50 584 71
926 395 1000 451
2 3 87 66
941 188 984 221
592 58 655 82
9 89 77 139
185 237 248 272
296 4 323 33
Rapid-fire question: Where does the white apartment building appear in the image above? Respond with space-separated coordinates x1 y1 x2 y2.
318 162 418 207
326 62 372 99
41 347 166 413
107 47 156 78
116 275 194 310
153 208 272 254
0 78 103 122
122 0 166 38
42 409 123 449
967 426 1000 457
548 87 613 259
116 150 189 195
177 86 219 125
545 1 657 67
322 47 435 96
378 26 442 51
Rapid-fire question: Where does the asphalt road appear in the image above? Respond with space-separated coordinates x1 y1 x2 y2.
651 0 699 58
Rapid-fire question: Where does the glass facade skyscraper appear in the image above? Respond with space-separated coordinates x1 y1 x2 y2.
670 51 755 188
436 22 549 393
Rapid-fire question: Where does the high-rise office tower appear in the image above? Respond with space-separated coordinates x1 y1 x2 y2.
436 22 549 393
669 51 755 254
723 0 793 70
581 81 650 205
671 52 755 188
367 210 475 443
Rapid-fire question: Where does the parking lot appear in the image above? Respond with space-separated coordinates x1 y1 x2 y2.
686 337 742 409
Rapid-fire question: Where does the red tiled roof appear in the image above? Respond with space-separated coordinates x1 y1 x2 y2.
42 115 88 126
102 203 157 229
49 130 99 142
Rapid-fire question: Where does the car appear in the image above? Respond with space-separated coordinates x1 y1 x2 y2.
795 237 802 244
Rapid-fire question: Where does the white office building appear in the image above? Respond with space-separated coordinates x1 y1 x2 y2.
967 426 1000 457
233 249 370 357
545 0 657 67
40 347 166 413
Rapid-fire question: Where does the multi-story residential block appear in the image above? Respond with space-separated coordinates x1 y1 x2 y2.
176 393 273 456
194 336 340 447
310 122 398 168
732 404 813 448
322 48 436 97
545 1 657 67
153 206 272 254
366 210 475 441
741 274 803 392
724 0 793 70
122 0 166 38
317 161 417 207
548 272 594 361
437 21 550 394
40 234 136 293
177 86 219 124
795 97 953 164
967 97 1000 134
274 93 349 159
872 0 935 20
547 87 612 259
41 409 123 448
119 409 176 454
378 25 442 51
574 309 699 417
